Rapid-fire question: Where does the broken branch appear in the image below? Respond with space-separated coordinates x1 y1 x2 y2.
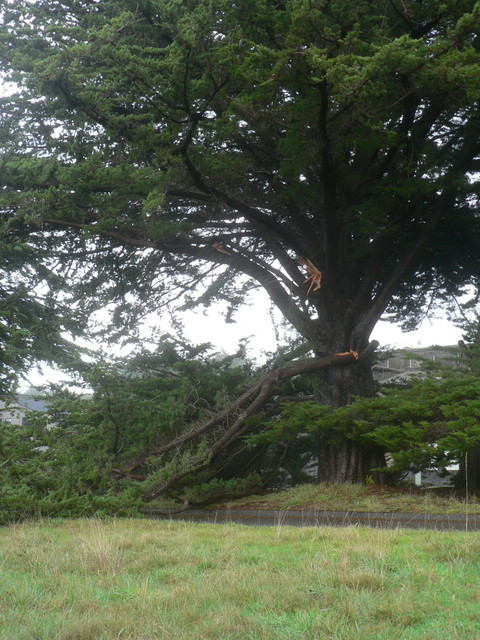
298 257 322 295
133 341 378 501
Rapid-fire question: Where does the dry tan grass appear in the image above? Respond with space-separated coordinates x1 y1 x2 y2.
217 482 480 515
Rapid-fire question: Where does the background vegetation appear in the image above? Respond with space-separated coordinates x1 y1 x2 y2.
3 335 480 522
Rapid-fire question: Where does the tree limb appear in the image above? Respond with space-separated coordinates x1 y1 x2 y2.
135 341 379 501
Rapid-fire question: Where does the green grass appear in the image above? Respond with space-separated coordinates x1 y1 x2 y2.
1 518 480 639
213 483 480 515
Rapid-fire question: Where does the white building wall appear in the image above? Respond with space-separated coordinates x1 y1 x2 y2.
0 401 29 426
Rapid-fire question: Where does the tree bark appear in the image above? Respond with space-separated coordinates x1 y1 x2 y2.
298 310 385 484
317 441 386 484
455 446 480 492
314 358 385 483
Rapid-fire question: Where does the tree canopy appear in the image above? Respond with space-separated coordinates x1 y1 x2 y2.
1 1 480 349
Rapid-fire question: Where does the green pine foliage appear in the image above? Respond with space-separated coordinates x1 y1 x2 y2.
0 235 84 394
248 370 480 482
0 410 142 523
1 0 480 349
0 341 257 521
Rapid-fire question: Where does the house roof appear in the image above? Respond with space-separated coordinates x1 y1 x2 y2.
17 396 49 412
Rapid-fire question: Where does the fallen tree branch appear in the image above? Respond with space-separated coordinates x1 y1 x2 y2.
123 378 266 473
124 341 379 501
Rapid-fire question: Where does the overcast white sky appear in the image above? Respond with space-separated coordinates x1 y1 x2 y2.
181 300 464 355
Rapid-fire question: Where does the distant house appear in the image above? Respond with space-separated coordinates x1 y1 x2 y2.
0 395 49 426
373 345 463 384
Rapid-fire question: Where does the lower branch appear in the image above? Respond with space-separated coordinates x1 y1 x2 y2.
135 341 379 502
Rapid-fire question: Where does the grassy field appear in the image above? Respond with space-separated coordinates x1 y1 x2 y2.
213 482 480 515
1 517 480 639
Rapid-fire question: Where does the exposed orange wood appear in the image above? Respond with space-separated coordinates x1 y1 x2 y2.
299 257 322 295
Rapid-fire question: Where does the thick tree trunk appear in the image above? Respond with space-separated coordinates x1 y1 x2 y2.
317 441 386 484
320 355 376 408
455 446 480 492
311 320 386 483
315 361 385 483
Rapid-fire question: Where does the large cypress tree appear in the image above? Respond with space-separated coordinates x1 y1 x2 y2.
1 0 480 481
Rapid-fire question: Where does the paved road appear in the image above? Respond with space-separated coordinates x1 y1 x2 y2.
141 507 480 531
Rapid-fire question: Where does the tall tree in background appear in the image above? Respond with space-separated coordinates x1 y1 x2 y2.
1 0 480 481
